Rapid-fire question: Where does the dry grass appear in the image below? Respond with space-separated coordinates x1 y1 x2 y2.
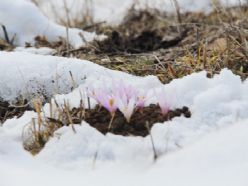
70 5 248 83
0 24 14 50
22 97 84 154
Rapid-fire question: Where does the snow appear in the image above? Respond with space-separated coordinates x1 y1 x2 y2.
1 97 248 186
1 1 248 186
14 47 56 55
1 60 248 185
0 51 160 101
0 0 101 48
145 120 248 186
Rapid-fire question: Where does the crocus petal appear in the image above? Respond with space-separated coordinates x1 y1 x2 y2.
136 90 148 108
99 95 117 114
156 89 170 115
118 97 136 122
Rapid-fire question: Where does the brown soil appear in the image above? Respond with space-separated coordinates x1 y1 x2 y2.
79 9 189 54
61 104 191 137
92 29 188 54
85 105 191 136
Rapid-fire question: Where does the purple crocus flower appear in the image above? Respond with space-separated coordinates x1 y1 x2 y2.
112 80 138 102
100 96 117 115
112 80 139 122
135 90 148 109
156 89 170 115
88 86 117 115
88 80 149 122
117 96 136 123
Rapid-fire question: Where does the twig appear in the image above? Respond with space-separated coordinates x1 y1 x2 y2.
69 71 76 90
79 90 86 120
146 121 158 161
64 100 76 133
171 0 182 34
9 101 30 108
1 24 10 44
2 111 9 124
82 21 106 30
154 55 166 70
108 113 115 131
92 149 98 170
63 0 71 54
49 99 53 118
87 96 91 110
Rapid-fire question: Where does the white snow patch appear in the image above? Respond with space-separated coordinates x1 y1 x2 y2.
1 65 248 186
14 47 56 55
0 51 161 101
0 0 101 48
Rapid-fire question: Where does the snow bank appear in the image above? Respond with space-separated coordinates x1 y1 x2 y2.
1 69 248 186
14 47 56 55
36 0 247 25
1 121 247 186
0 0 100 48
143 119 248 186
37 69 248 166
0 51 161 101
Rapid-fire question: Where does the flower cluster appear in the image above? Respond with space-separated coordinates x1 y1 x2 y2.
88 81 170 123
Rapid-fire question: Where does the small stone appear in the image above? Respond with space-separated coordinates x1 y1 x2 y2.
182 106 189 113
184 111 191 118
